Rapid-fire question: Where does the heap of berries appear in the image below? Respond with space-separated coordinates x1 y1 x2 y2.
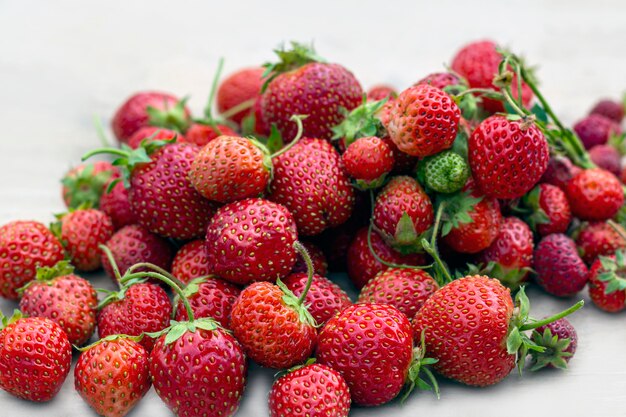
4 39 626 417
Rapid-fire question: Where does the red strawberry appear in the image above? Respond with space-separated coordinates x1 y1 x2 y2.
373 176 434 251
261 43 362 141
19 262 97 346
217 67 265 126
469 115 549 199
0 220 64 300
62 161 119 209
588 144 621 176
415 72 462 90
171 240 211 284
357 268 438 319
576 221 626 264
183 122 238 147
347 227 426 288
58 208 114 271
530 318 578 370
590 99 624 123
588 254 626 313
342 136 394 187
573 114 621 149
291 241 328 276
269 363 351 417
367 84 397 101
385 83 461 157
174 276 241 329
75 337 151 417
523 184 571 236
533 234 589 297
100 180 138 230
283 272 352 325
540 155 582 191
127 126 182 149
206 198 298 285
0 313 71 401
101 225 173 281
566 168 624 221
269 138 355 235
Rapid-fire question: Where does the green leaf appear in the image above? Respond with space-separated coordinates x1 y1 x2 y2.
506 327 523 354
262 41 325 91
164 322 188 345
278 278 317 328
265 124 284 154
331 97 387 145
147 98 190 132
394 212 419 247
515 286 530 322
530 103 548 123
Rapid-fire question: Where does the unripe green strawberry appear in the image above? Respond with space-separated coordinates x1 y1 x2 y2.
421 151 469 193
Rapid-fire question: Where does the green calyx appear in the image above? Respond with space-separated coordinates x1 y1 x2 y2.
62 162 115 209
597 251 626 295
331 96 388 146
529 327 573 371
0 309 24 330
17 261 75 295
275 358 317 379
520 186 551 232
435 191 482 238
354 174 389 191
475 261 533 291
277 241 318 328
447 84 479 121
76 333 144 352
365 220 433 272
401 330 440 402
262 41 326 91
145 317 220 346
421 151 469 194
147 97 190 133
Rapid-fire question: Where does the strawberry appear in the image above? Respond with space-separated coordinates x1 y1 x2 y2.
529 318 578 370
269 138 355 236
206 198 298 285
533 234 589 297
261 42 362 141
74 336 151 417
101 225 173 281
127 126 182 149
291 241 328 276
573 114 621 149
588 144 621 176
566 168 624 221
111 91 190 143
100 180 137 230
0 312 71 401
62 161 119 209
174 276 241 329
342 136 394 188
416 72 462 90
357 268 438 319
0 220 64 300
19 262 97 346
347 227 426 288
420 150 469 193
588 253 626 313
57 208 114 271
217 66 265 126
540 155 582 191
283 272 352 325
590 99 624 123
373 176 434 251
269 363 351 417
575 221 626 264
468 115 549 199
523 183 571 236
366 84 397 101
385 83 461 157
171 240 211 284
183 122 237 147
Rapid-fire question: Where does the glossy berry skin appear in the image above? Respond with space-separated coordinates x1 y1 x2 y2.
19 274 98 346
589 144 621 176
573 114 622 149
62 161 119 209
316 303 413 406
262 62 362 141
230 281 316 369
100 181 138 230
0 221 64 300
101 225 173 281
171 240 211 284
533 234 589 297
590 99 624 123
347 227 425 288
150 328 247 417
217 67 265 125
588 256 626 313
283 272 352 325
415 72 461 90
127 126 182 149
576 221 626 264
183 123 238 147
566 168 624 221
386 84 461 157
75 338 151 417
535 318 578 364
61 209 114 271
0 317 71 402
190 136 269 203
469 115 549 199
413 275 515 387
129 142 215 240
269 363 351 417
540 155 582 191
342 136 394 182
535 184 572 236
357 268 438 319
174 277 241 329
98 283 172 351
206 198 297 285
292 241 328 276
269 138 355 236
366 84 397 101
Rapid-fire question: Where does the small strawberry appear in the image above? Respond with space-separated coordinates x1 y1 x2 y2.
342 136 394 188
74 336 151 417
420 150 469 193
575 221 626 264
529 318 578 370
57 208 114 271
469 115 549 199
206 198 298 285
540 155 582 191
385 83 461 157
588 144 621 176
357 268 438 319
367 84 397 101
183 122 238 147
19 261 97 346
416 72 462 90
100 180 138 230
590 99 624 123
573 114 621 149
127 126 182 149
171 240 211 284
0 312 72 402
533 234 589 297
522 183 571 236
588 253 626 313
566 168 624 221
62 161 119 209
0 220 65 300
269 362 351 417
291 241 328 276
174 276 241 329
217 66 265 126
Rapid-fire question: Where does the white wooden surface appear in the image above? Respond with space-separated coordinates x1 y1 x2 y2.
1 0 625 416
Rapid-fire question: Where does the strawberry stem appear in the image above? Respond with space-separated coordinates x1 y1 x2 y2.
126 262 187 291
269 114 308 158
220 98 256 120
82 147 129 161
519 300 584 331
421 202 453 286
99 244 124 285
293 241 314 305
204 57 224 123
93 115 111 147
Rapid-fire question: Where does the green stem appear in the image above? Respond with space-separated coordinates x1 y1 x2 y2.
520 300 584 331
204 57 224 121
82 147 129 162
293 241 314 305
93 115 111 147
126 262 187 290
220 98 256 120
99 244 123 285
269 114 307 158
423 203 453 285
454 87 504 101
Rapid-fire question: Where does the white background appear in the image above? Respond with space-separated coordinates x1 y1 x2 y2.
1 0 626 416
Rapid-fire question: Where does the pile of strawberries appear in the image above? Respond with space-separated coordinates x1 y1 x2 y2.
1 39 625 417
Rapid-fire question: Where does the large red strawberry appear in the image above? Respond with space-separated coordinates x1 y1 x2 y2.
100 180 138 230
540 155 582 191
573 114 621 149
468 115 549 199
171 240 211 283
0 313 71 402
174 276 241 329
57 208 114 271
75 336 151 417
385 84 461 157
566 168 624 221
19 262 97 346
217 66 265 126
533 234 589 297
342 136 395 188
261 42 362 141
206 198 298 285
576 221 626 264
269 363 351 417
590 99 624 123
127 126 182 149
0 220 64 300
291 241 328 276
62 161 119 209
588 254 626 313
269 138 355 235
183 122 238 147
523 183 571 236
357 268 438 319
